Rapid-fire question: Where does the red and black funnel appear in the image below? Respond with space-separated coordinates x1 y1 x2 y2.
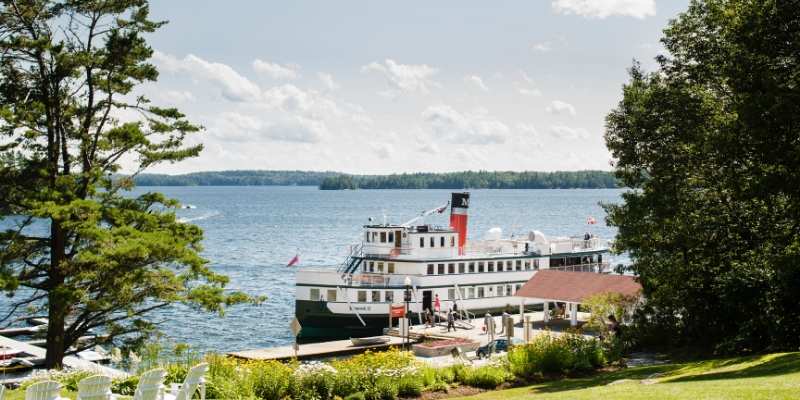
449 192 470 252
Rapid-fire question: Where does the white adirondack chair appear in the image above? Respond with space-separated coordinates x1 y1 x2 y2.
77 375 113 400
25 380 63 400
0 384 5 399
163 363 208 400
132 368 166 400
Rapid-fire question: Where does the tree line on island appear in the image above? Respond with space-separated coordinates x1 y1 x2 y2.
134 170 619 189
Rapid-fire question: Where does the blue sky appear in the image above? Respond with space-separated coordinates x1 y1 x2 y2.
136 0 689 174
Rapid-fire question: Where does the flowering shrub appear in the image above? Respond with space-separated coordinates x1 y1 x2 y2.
508 332 607 378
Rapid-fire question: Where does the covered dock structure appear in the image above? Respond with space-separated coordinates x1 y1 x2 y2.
514 270 642 327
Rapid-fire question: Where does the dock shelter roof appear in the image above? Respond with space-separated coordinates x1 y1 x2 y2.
514 270 641 303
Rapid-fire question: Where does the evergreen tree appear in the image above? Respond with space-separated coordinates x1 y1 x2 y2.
0 0 256 368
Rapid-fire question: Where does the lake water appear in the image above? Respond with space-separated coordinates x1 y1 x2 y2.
2 187 625 354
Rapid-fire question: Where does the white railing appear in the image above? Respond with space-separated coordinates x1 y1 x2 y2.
548 262 611 273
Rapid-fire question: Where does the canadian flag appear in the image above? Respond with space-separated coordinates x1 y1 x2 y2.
286 254 300 267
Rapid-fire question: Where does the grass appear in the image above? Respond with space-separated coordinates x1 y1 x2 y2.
456 352 800 400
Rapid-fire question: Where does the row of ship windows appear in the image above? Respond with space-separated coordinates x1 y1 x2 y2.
363 262 396 274
365 231 399 243
308 284 525 303
427 259 539 275
419 235 455 248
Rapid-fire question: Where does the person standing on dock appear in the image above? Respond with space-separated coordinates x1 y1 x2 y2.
446 309 456 332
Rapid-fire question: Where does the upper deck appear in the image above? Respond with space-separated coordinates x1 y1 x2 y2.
361 223 608 262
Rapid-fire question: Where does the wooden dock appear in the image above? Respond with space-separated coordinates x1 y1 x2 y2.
0 335 127 379
229 336 410 361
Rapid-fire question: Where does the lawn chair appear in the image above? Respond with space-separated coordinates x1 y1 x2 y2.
132 368 167 400
0 384 4 400
77 375 113 400
450 347 473 364
163 363 208 400
25 380 63 400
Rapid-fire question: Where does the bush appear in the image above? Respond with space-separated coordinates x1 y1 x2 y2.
508 333 608 378
462 365 511 389
111 375 139 396
397 375 423 397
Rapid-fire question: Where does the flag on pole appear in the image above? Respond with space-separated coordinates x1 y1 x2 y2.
435 202 449 214
286 254 300 267
587 216 597 225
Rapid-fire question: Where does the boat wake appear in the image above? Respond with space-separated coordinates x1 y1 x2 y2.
178 211 220 223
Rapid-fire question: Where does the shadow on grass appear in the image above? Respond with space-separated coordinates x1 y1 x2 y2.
665 353 800 383
523 353 800 394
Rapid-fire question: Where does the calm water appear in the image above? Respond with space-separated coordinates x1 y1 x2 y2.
2 187 625 354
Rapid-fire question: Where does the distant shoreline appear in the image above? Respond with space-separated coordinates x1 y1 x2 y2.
131 170 618 190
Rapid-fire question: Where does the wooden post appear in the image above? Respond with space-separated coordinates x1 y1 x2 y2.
543 301 550 324
570 303 578 327
524 315 531 342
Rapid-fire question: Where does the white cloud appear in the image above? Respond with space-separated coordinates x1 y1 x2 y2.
545 100 577 116
159 90 195 103
531 42 552 53
252 59 300 80
421 105 510 145
371 143 394 159
551 0 656 19
211 112 326 143
361 59 439 97
518 88 542 97
317 72 340 91
153 51 261 102
517 123 539 137
549 125 590 140
465 75 489 91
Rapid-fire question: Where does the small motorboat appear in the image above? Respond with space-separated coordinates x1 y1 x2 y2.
350 336 391 346
0 347 24 360
0 357 35 373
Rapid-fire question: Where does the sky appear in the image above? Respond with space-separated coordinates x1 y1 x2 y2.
136 0 690 174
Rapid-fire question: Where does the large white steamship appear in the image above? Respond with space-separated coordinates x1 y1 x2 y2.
295 192 611 340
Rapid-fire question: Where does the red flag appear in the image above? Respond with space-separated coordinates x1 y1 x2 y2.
286 254 300 267
435 202 449 214
587 216 597 225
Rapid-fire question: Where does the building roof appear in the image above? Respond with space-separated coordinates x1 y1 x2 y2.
514 270 641 303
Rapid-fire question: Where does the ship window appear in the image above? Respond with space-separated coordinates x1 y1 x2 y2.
488 262 494 272
497 285 504 296
448 288 455 300
430 237 435 247
506 285 513 296
468 287 475 299
516 260 522 271
477 287 485 298
377 262 384 273
427 264 434 275
507 260 513 271
459 287 466 299
534 259 539 270
388 232 394 242
420 237 425 248
369 261 374 273
327 289 337 302
525 261 531 270
372 232 377 242
438 264 445 274
468 262 475 273
440 236 445 247
478 262 485 273
451 236 455 247
388 263 395 274
372 291 381 302
310 288 320 301
357 291 367 302
458 263 465 273
380 232 386 243
385 291 394 302
448 263 455 274
366 232 370 242
515 284 522 292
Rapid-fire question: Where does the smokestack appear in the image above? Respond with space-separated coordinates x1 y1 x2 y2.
450 192 470 252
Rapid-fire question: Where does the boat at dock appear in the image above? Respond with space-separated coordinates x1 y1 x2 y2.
295 192 611 341
350 336 391 346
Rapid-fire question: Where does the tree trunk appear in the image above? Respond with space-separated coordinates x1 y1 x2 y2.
45 222 68 369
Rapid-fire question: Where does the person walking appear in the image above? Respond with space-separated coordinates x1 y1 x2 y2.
447 309 456 332
424 308 433 327
500 310 510 335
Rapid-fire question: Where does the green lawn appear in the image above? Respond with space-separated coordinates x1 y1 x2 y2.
458 352 800 400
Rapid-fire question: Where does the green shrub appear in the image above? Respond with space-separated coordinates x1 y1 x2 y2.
111 375 139 396
462 365 511 389
249 360 295 400
508 333 608 378
397 375 423 397
344 392 366 400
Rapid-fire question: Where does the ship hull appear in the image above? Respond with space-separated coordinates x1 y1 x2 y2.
295 300 542 341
